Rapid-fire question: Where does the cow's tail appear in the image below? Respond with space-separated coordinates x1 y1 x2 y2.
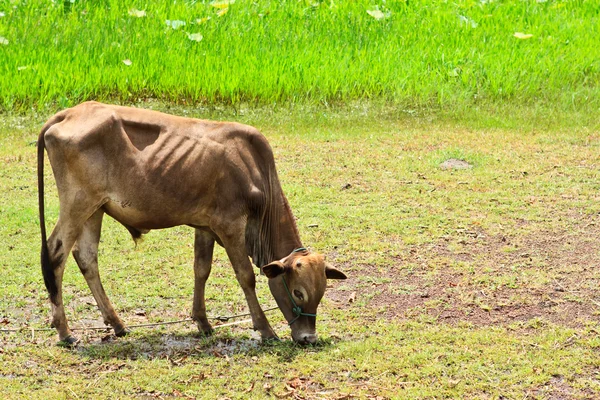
38 112 66 303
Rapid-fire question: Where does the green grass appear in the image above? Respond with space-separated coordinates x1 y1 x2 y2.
1 104 600 398
0 0 599 111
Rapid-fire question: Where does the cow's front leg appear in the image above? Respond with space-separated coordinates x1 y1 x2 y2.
220 228 278 341
191 229 215 335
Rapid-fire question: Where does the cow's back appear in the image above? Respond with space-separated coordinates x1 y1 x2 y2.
42 102 277 231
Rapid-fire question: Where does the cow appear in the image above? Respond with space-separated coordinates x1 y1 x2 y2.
37 101 347 346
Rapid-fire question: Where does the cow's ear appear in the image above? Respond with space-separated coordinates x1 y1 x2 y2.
262 261 285 278
325 263 347 280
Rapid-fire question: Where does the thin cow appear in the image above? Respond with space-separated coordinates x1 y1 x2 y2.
37 101 347 345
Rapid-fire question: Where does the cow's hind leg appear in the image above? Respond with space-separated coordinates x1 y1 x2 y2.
191 229 215 335
44 217 86 344
72 210 128 337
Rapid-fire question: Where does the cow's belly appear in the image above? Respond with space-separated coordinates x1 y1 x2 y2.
102 195 209 230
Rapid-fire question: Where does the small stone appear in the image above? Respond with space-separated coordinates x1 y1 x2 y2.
440 159 473 170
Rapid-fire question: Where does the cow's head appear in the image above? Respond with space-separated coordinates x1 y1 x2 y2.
262 249 347 344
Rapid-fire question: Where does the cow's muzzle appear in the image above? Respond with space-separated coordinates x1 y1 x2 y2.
293 332 318 345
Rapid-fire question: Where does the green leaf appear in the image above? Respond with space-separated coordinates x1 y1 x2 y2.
195 17 211 24
210 0 235 9
166 20 186 30
448 68 461 77
458 15 478 28
128 9 146 18
187 33 203 42
367 9 389 20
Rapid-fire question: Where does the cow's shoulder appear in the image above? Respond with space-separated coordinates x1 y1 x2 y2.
205 122 273 160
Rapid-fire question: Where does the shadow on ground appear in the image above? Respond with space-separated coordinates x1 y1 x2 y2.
74 329 334 362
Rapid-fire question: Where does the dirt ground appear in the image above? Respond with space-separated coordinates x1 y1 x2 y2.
327 213 600 329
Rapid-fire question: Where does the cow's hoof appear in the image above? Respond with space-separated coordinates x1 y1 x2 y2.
261 335 281 344
195 320 214 337
197 326 214 337
58 335 79 347
114 327 130 337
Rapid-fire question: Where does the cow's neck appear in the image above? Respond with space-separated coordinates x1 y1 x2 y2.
272 192 303 260
250 189 303 268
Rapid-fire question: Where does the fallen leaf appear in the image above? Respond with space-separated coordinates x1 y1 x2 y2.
0 36 8 45
122 59 132 66
287 377 303 389
185 373 208 383
514 32 533 39
348 292 356 303
217 7 229 17
101 334 114 342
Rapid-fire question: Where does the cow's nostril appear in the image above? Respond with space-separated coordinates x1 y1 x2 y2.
303 334 318 345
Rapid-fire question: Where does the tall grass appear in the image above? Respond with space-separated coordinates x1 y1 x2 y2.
0 0 598 111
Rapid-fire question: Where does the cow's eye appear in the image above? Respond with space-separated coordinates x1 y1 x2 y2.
293 290 304 301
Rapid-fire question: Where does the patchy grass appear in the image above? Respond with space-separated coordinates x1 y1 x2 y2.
1 103 600 398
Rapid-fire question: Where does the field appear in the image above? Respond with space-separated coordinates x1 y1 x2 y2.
1 104 599 398
2 0 600 399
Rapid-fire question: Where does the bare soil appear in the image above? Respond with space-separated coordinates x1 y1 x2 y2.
328 213 600 329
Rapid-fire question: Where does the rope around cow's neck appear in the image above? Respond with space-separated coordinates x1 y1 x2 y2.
281 275 316 325
281 250 317 325
283 246 317 325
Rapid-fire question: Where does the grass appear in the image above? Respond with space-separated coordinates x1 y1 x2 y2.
1 103 600 398
1 1 600 397
0 0 599 111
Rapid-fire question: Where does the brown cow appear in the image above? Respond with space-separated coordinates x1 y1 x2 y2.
37 101 346 345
